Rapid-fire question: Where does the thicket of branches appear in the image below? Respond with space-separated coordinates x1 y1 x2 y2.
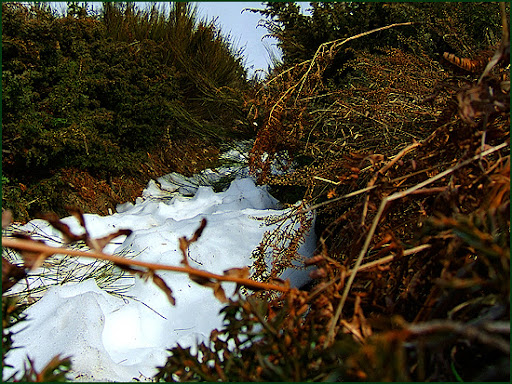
156 2 509 381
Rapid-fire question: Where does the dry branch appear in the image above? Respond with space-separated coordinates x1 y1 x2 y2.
324 141 509 347
406 319 510 354
1 236 291 295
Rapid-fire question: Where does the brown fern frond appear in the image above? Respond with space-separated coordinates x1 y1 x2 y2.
442 52 489 73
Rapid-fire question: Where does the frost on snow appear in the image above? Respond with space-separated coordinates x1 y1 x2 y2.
4 177 316 381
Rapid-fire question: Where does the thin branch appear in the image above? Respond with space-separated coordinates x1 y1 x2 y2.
407 320 510 353
295 22 417 102
307 243 431 302
270 184 378 225
1 237 291 293
361 141 421 226
324 141 508 348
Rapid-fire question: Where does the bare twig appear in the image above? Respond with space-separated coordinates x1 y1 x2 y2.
269 184 378 226
478 2 509 83
406 320 510 353
259 22 418 133
295 22 417 102
1 237 291 293
307 243 431 302
361 141 421 226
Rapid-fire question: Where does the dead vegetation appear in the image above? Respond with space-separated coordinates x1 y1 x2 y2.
2 4 510 382
157 8 508 381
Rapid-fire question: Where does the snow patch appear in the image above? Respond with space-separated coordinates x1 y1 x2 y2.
4 174 316 382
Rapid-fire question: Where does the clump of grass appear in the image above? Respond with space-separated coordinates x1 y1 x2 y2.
2 224 137 307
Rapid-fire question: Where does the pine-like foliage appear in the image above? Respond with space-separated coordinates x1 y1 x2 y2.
2 2 251 220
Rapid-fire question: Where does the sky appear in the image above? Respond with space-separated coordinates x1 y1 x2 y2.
191 2 311 76
3 147 316 381
47 1 312 77
194 1 282 76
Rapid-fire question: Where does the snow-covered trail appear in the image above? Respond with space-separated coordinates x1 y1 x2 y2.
4 172 316 381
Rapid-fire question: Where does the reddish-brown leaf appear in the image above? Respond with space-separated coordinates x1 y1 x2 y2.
269 277 289 288
212 282 227 303
10 235 54 270
309 268 327 279
2 257 27 292
190 218 207 242
223 267 250 279
66 206 86 228
86 229 132 252
19 249 52 271
152 273 176 306
178 237 190 266
304 255 325 266
190 274 215 287
114 263 176 305
41 213 85 243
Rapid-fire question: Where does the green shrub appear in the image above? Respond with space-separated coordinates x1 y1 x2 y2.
251 2 504 83
2 1 253 219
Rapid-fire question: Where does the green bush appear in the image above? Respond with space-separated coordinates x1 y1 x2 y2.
2 1 252 219
251 2 504 83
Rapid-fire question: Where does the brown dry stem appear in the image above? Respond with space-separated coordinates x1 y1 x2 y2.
324 140 508 347
1 237 290 294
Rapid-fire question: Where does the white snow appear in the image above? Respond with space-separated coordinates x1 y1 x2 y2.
3 173 316 382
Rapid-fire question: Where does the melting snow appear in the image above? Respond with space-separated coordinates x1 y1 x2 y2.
4 172 316 381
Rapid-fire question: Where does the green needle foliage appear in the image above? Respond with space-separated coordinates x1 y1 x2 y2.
250 2 503 81
2 1 251 220
2 3 509 382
